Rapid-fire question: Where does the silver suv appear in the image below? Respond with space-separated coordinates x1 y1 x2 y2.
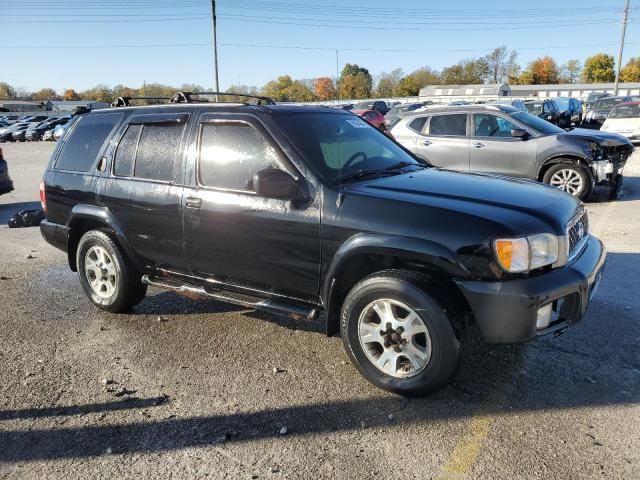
390 105 634 200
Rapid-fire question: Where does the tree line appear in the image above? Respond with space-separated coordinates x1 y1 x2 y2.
1 48 639 104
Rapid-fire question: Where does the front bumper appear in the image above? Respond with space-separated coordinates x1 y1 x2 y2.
455 235 606 344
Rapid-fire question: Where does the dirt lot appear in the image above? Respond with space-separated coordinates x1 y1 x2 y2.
0 141 639 479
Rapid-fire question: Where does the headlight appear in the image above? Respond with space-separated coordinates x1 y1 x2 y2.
493 234 559 273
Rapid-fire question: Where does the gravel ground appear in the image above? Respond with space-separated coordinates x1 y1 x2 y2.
0 141 638 480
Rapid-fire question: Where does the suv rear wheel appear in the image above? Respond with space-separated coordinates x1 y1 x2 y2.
76 230 147 312
543 163 591 200
340 270 460 396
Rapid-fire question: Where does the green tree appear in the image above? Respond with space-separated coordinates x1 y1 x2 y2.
483 46 519 83
582 53 615 83
32 88 59 101
112 84 139 99
441 58 489 84
512 70 535 85
0 82 16 99
374 69 403 97
80 84 113 102
339 64 372 98
621 57 640 82
261 76 315 102
393 75 420 96
561 59 582 83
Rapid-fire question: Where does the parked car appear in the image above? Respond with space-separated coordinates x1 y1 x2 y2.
354 100 389 115
53 122 72 141
25 116 71 141
42 128 56 141
0 122 33 142
600 102 640 144
583 96 632 128
352 109 386 130
585 92 611 110
524 99 562 126
12 128 29 142
390 104 633 200
0 147 14 195
554 97 583 126
385 103 425 128
40 101 607 396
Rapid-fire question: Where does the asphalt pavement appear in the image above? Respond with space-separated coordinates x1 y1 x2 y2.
0 141 638 479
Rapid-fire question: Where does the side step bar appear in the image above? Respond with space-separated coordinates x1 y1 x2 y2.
142 274 319 322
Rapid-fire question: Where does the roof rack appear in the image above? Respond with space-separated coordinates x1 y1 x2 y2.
110 92 275 108
111 96 172 107
170 91 276 105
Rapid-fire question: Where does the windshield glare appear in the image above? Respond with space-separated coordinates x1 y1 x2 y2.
512 112 564 134
274 112 422 183
610 104 640 118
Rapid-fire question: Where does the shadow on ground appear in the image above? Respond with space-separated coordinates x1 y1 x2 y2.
0 201 41 224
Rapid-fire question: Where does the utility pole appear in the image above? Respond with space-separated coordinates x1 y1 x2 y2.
211 0 220 100
614 0 630 95
336 49 340 104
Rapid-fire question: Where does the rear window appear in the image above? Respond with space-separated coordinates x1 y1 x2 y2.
610 104 640 118
55 113 122 171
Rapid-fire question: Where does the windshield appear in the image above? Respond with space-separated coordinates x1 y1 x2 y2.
609 104 640 118
273 112 423 183
524 102 543 114
595 98 622 109
354 102 373 110
512 111 564 134
555 98 569 109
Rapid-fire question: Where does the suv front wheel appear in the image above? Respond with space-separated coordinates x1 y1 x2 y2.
543 163 591 200
340 270 460 396
76 230 147 312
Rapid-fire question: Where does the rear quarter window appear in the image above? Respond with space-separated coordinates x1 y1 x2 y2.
55 113 122 172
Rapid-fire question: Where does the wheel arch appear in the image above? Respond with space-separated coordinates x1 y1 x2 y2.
536 154 592 182
67 205 142 272
323 234 471 336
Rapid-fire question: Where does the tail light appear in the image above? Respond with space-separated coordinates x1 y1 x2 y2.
39 180 47 214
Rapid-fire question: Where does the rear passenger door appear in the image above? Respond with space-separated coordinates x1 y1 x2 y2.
415 113 470 171
98 112 189 271
181 113 321 302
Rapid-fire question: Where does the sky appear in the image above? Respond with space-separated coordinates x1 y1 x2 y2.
0 0 638 94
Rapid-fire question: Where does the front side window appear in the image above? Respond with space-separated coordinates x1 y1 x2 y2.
429 114 467 136
473 114 518 138
113 122 184 182
198 122 280 191
55 113 122 171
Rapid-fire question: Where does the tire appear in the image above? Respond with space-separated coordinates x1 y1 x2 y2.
340 270 460 396
76 229 147 313
543 163 592 200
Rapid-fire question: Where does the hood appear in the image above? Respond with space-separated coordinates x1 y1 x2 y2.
346 168 580 231
602 117 640 132
559 127 633 147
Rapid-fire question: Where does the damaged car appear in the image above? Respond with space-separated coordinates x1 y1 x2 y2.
391 104 634 200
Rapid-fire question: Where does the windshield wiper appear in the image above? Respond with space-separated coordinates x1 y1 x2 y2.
334 161 427 184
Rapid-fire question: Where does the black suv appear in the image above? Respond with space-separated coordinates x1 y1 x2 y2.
40 96 606 396
524 99 562 126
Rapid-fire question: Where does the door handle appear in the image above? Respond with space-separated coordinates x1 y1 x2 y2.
185 197 202 209
420 140 432 146
472 142 486 149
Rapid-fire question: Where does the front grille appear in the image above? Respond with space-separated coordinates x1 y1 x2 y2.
567 212 589 258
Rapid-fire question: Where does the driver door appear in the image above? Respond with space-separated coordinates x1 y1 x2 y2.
181 113 321 302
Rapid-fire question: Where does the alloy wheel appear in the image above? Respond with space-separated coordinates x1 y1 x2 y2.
549 168 583 196
84 246 118 299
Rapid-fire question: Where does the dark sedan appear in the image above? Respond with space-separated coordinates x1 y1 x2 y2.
0 122 33 142
583 96 632 128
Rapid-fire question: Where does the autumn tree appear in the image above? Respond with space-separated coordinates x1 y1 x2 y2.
512 70 535 85
374 69 403 97
314 77 336 101
582 53 615 83
261 75 315 102
393 75 420 96
79 84 113 102
441 58 489 84
621 57 640 82
112 84 139 99
515 56 560 85
0 82 16 99
561 59 582 83
483 46 519 83
339 64 372 99
63 89 80 101
32 88 59 101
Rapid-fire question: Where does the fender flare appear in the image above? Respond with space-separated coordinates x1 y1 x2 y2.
536 153 592 181
66 204 143 272
322 233 470 330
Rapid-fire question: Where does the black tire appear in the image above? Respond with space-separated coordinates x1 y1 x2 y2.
542 162 592 200
76 230 146 313
340 270 460 396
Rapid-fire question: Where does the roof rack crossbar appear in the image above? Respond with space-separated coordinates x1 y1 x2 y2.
111 96 173 107
171 91 276 105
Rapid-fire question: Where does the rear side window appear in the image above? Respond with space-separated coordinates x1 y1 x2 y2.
55 113 122 171
198 122 280 191
429 114 467 136
408 116 428 133
113 122 185 182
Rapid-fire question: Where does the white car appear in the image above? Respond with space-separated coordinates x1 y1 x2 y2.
601 102 640 144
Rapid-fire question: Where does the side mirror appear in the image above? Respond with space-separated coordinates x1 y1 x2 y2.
253 168 301 200
511 128 530 140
